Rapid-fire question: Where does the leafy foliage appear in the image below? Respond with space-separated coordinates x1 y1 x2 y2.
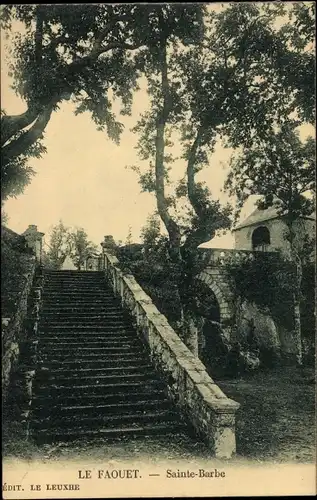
1 136 46 201
70 228 98 270
129 3 316 349
224 117 315 365
224 252 315 348
132 3 315 258
44 220 73 270
1 226 34 316
44 221 97 270
225 122 315 224
225 252 296 330
1 5 205 199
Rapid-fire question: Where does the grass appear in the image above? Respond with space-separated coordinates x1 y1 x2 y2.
217 365 315 463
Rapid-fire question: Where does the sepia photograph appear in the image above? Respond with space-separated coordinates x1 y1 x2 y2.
1 3 316 498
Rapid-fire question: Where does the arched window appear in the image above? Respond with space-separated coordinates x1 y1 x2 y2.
252 226 270 251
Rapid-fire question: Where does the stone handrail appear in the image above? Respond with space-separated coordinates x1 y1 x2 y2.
102 251 240 459
198 247 277 266
198 248 256 266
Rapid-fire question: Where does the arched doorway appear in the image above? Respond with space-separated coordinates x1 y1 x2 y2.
193 278 229 377
252 226 271 251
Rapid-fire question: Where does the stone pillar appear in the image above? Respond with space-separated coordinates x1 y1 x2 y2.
101 235 117 254
22 225 45 263
100 235 117 267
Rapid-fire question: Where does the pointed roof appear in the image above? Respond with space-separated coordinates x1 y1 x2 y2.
234 205 315 231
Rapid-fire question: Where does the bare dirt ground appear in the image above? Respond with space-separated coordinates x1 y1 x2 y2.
3 366 315 466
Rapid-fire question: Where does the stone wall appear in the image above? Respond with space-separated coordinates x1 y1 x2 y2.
197 266 235 341
2 256 36 402
196 249 301 359
2 224 44 403
236 301 281 350
102 251 240 459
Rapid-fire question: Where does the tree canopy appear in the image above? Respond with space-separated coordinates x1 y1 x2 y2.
44 220 97 270
1 4 204 200
128 2 315 351
225 122 315 224
131 3 315 256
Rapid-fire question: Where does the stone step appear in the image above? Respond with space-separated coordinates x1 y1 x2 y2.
33 388 168 407
45 280 105 284
42 354 147 371
43 280 106 285
40 317 127 325
39 332 136 340
42 298 118 306
44 276 104 280
32 409 178 430
36 380 165 397
32 399 172 418
38 329 136 342
40 345 143 354
38 334 136 342
40 314 126 323
46 276 105 280
43 288 114 295
31 421 184 444
45 271 103 276
44 287 107 294
39 339 139 348
39 342 142 358
39 324 133 332
43 294 112 301
43 306 121 312
40 322 129 330
42 371 159 386
45 364 153 377
44 288 107 292
42 297 113 304
40 323 129 331
41 305 122 313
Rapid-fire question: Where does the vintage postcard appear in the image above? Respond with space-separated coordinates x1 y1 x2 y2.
1 3 316 498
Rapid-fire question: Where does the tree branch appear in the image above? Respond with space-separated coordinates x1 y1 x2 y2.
186 126 204 217
65 10 140 74
35 5 44 66
184 126 230 252
1 103 55 166
1 106 42 146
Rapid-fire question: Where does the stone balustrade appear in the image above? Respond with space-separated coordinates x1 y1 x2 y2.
101 249 240 459
198 248 256 266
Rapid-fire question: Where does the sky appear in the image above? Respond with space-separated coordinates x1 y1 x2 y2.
1 7 314 250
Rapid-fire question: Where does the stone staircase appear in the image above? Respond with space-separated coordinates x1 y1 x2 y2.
30 270 189 443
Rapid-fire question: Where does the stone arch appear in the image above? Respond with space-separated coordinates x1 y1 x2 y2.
197 271 235 341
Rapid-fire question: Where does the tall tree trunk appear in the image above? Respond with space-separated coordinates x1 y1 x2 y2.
292 255 303 365
287 221 303 366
